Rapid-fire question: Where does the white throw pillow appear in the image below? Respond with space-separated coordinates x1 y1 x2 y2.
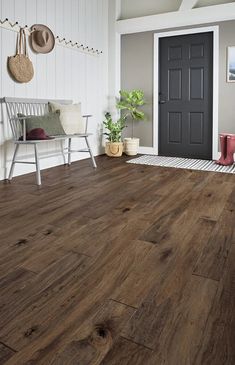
48 101 85 134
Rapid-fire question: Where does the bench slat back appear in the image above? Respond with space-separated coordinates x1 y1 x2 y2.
2 97 72 141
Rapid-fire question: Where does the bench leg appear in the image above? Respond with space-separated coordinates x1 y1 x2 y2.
34 144 41 186
68 138 72 165
85 136 97 168
60 140 66 165
8 144 20 181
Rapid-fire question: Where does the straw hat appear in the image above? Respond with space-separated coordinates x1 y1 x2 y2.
30 24 55 54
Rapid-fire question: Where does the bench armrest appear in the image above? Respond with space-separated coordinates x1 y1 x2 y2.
82 115 92 134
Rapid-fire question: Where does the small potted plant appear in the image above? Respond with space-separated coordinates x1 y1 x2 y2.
117 90 146 156
103 112 126 157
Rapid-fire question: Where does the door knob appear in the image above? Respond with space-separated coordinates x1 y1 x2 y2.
159 100 166 104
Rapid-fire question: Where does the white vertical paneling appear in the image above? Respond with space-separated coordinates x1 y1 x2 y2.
102 0 109 111
36 0 47 98
0 0 108 180
46 0 56 98
0 1 4 178
71 0 79 102
78 0 86 111
1 1 15 104
14 0 27 98
55 0 64 99
63 0 72 99
25 0 37 98
1 0 17 178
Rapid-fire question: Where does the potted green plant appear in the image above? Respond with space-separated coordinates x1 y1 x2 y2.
103 112 126 157
116 90 146 156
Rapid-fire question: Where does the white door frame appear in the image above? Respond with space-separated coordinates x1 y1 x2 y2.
154 26 219 160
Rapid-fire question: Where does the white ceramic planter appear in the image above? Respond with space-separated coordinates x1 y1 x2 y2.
124 138 140 156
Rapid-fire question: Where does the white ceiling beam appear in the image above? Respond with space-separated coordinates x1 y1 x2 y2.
116 2 235 34
179 0 199 11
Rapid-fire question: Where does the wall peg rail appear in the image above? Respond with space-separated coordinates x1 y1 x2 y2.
0 18 103 56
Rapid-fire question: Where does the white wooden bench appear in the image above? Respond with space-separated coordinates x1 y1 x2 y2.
3 97 97 185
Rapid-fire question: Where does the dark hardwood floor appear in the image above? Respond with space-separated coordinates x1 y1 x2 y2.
0 155 235 365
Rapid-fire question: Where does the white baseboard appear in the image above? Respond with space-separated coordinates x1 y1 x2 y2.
0 146 102 181
1 147 233 181
0 167 6 181
138 146 157 155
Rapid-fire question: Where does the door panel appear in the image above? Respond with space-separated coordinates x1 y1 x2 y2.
169 69 182 100
159 32 213 159
190 67 204 100
190 43 204 59
189 112 204 145
168 112 182 144
169 45 182 60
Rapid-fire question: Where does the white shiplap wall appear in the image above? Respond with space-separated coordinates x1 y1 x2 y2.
0 0 109 180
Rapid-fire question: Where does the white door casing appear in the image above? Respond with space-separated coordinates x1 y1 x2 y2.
153 26 219 160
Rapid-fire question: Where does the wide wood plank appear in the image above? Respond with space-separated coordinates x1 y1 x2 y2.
0 225 68 279
0 156 234 364
101 337 153 365
194 245 235 365
0 343 15 364
0 252 89 331
1 239 151 363
121 218 217 353
0 268 36 315
48 300 135 365
193 205 235 281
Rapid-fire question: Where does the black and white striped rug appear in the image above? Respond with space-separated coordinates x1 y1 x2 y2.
127 155 235 174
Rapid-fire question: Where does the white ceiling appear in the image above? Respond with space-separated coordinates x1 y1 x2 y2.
120 0 235 20
121 0 181 19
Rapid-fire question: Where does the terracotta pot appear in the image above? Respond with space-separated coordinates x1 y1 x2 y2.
105 142 123 157
124 138 140 156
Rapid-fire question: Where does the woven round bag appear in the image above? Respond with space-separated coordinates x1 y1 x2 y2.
8 28 34 83
105 142 123 157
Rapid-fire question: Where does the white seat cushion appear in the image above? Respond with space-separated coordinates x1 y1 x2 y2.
48 101 85 134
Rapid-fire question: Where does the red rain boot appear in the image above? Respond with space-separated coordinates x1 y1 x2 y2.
216 133 227 165
223 135 235 166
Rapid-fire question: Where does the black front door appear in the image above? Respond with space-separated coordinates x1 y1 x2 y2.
159 32 213 159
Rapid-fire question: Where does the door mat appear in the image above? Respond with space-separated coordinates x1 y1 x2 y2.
127 155 235 174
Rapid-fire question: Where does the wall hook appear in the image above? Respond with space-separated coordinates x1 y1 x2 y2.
0 17 103 56
10 21 18 28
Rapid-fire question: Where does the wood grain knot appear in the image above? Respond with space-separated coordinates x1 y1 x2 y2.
160 248 173 261
97 327 107 338
15 238 28 246
24 325 38 337
91 321 114 347
44 229 53 235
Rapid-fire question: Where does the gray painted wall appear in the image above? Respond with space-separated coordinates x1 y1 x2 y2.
121 20 235 148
